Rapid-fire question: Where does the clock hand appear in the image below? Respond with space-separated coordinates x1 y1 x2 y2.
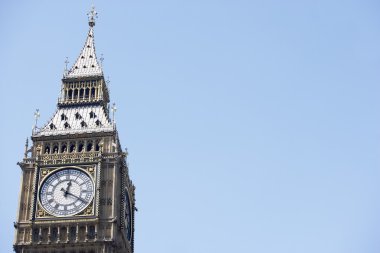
66 191 89 204
60 181 72 197
60 187 67 195
65 181 72 196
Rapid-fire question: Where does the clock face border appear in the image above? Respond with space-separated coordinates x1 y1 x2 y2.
37 166 96 218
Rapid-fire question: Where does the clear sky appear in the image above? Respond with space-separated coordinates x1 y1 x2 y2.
0 1 380 252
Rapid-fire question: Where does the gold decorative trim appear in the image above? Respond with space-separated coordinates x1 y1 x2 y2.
39 151 101 165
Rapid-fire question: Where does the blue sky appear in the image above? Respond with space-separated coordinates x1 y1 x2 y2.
1 1 380 252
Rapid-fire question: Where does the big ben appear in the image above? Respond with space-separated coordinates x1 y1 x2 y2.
13 7 135 253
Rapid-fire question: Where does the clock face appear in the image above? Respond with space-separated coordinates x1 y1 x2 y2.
125 189 132 241
39 168 94 217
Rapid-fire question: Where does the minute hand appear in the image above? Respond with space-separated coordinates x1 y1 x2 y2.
66 192 88 204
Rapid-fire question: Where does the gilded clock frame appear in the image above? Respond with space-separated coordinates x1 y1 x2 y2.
35 165 98 220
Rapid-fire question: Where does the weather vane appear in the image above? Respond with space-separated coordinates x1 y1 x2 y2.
87 5 98 27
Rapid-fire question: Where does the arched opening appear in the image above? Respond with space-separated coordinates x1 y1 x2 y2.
79 226 86 241
78 143 84 152
51 227 58 242
87 142 93 151
95 141 100 151
68 89 73 100
91 88 96 98
41 228 48 243
88 226 95 240
59 226 67 242
69 226 76 242
61 143 67 153
79 89 84 99
44 145 50 154
69 143 76 153
52 144 59 153
85 88 90 99
89 111 96 118
74 89 78 99
61 113 67 121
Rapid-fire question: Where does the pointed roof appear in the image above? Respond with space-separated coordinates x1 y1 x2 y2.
65 27 103 79
34 105 113 137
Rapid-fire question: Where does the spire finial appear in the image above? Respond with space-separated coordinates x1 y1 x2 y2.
87 5 98 27
100 53 104 67
24 137 29 158
111 103 117 124
64 57 69 76
33 109 40 133
106 76 110 88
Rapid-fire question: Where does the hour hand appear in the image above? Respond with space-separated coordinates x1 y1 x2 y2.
60 187 68 196
64 181 72 196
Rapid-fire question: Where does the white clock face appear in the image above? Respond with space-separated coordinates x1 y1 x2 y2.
39 168 94 217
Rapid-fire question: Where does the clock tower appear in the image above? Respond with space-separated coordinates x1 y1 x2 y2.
13 7 135 253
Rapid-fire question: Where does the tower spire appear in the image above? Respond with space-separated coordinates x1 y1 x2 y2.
64 6 102 79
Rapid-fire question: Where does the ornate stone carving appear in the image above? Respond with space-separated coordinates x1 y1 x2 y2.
40 151 101 165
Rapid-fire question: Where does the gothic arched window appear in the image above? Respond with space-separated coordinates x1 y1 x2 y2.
95 140 100 151
69 142 76 153
44 145 50 154
85 88 90 99
52 143 59 153
68 89 73 99
61 143 67 153
78 142 84 152
87 141 93 151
